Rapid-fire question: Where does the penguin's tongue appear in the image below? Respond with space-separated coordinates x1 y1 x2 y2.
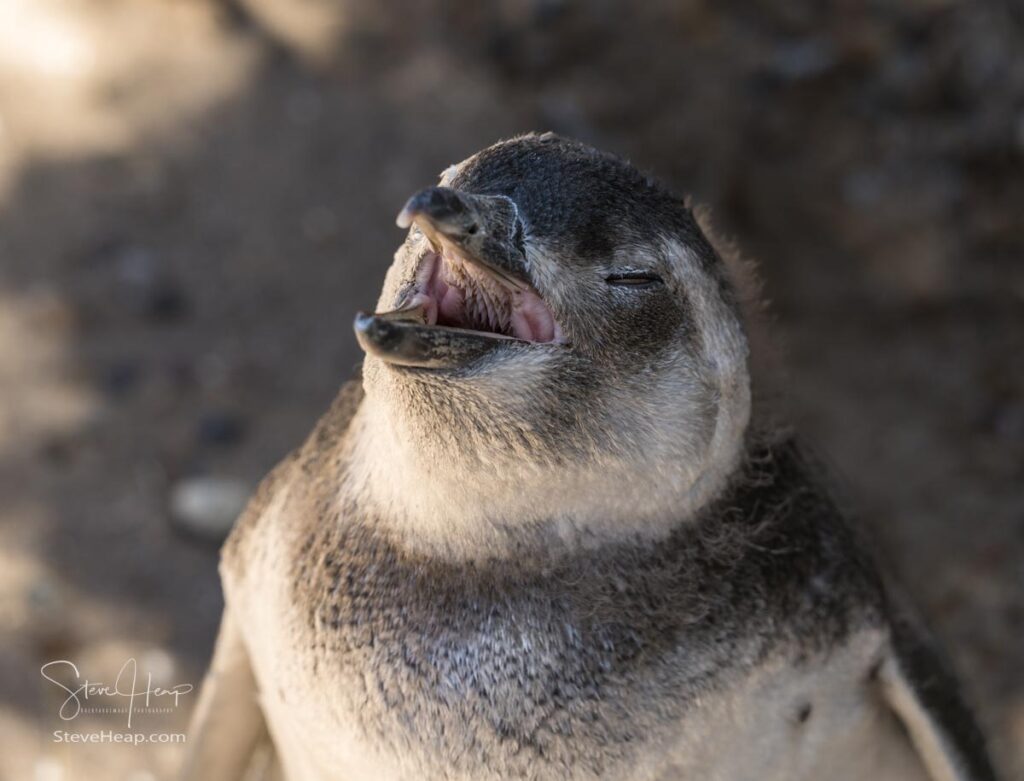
404 249 561 343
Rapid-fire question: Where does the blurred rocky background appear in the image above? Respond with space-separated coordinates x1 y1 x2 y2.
0 0 1021 778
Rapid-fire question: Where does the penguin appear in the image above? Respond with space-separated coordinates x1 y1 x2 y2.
181 133 998 781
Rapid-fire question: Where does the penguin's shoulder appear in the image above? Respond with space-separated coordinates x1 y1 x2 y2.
220 374 364 589
710 436 888 645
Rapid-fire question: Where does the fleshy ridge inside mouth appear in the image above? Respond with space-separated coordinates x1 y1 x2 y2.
401 248 562 344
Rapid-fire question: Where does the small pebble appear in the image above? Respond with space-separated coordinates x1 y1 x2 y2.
34 758 62 781
146 283 188 323
769 38 838 82
101 360 143 398
139 648 176 687
170 477 250 541
197 412 246 447
116 246 158 287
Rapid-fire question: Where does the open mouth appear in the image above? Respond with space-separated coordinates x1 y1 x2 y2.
405 248 561 343
355 242 563 369
355 185 563 369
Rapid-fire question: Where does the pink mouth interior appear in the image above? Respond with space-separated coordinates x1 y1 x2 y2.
408 250 562 343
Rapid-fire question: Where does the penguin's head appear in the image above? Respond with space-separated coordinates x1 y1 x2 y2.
354 134 751 552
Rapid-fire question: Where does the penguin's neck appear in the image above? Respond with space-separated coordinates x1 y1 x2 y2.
341 393 747 561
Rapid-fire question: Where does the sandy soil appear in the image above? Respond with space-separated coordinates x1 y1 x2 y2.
0 1 1020 779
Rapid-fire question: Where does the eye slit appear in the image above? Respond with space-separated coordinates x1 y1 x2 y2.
605 271 664 287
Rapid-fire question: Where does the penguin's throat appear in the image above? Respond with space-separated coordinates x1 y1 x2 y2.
406 250 562 344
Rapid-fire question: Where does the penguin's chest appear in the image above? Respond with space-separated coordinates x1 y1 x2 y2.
236 521 747 780
235 521 915 781
263 563 697 778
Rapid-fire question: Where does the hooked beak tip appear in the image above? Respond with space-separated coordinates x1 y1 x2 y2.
396 186 469 235
395 207 415 230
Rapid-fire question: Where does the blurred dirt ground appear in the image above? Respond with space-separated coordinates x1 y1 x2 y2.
0 1 1021 779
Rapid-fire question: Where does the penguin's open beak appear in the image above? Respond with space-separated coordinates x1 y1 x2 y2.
355 187 562 369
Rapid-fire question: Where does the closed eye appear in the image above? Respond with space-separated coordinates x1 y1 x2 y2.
605 271 664 287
